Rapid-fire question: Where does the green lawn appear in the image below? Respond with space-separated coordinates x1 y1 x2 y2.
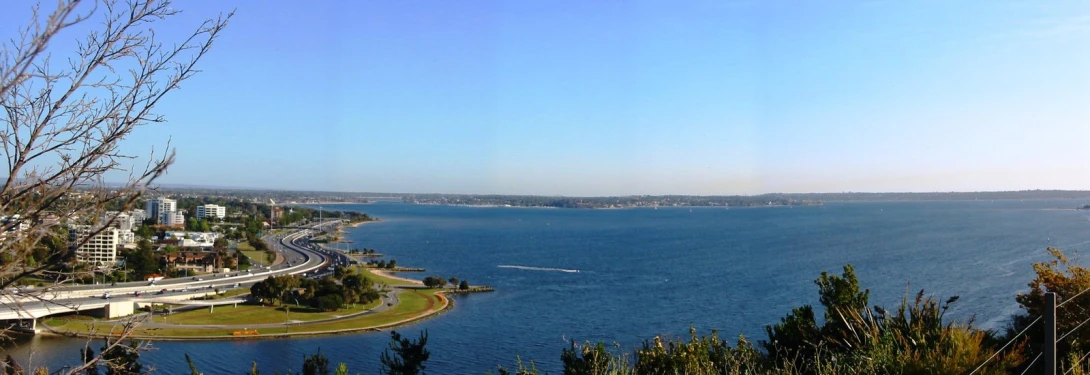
236 242 256 252
44 290 446 338
269 289 443 333
240 250 269 266
160 298 381 325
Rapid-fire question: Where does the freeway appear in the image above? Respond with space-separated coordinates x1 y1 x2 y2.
0 221 343 320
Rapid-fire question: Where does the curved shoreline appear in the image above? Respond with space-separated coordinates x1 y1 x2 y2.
371 269 424 285
39 219 461 341
41 289 452 341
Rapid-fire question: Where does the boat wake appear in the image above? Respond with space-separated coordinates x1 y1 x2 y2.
498 265 580 273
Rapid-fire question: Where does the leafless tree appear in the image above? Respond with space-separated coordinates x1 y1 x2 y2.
0 0 230 372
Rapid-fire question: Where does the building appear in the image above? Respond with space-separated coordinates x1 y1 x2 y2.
0 215 30 236
165 231 222 248
69 225 119 266
160 210 185 227
130 209 147 224
102 211 141 245
270 206 284 223
103 211 136 232
195 204 226 220
144 198 176 222
161 251 224 273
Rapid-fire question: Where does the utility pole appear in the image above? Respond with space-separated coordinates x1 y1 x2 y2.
1045 292 1057 375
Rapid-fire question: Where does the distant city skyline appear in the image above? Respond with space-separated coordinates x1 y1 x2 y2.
4 1 1089 196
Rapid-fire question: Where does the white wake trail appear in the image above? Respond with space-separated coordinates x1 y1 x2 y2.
497 265 580 273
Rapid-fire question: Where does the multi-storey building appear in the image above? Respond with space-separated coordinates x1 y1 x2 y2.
195 204 226 220
160 210 185 227
0 215 30 235
69 225 119 266
102 212 137 244
130 209 147 224
144 198 176 222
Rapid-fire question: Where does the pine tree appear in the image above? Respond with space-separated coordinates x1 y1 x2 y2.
379 330 430 375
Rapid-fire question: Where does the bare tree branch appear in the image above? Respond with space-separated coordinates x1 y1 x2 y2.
0 1 231 373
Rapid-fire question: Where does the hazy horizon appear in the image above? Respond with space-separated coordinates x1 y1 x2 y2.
146 182 1090 198
6 1 1089 196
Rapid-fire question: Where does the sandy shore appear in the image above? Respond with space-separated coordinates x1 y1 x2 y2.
346 220 379 228
370 269 423 286
328 220 379 243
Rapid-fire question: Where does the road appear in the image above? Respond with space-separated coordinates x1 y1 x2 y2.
0 221 343 320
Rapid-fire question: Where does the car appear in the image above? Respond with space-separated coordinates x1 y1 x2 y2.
102 292 111 299
233 283 240 288
196 278 203 281
134 292 142 297
157 289 167 295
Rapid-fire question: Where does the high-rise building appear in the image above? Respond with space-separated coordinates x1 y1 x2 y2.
69 225 119 266
160 210 185 227
130 209 147 224
144 198 176 222
195 204 226 220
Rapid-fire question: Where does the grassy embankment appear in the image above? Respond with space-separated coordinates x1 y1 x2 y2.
235 241 274 267
43 268 445 338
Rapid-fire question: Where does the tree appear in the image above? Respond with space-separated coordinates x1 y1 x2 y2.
560 341 610 375
314 294 344 312
100 340 141 375
124 241 158 279
380 330 430 375
422 276 445 288
301 350 329 375
251 275 299 306
1012 247 1090 367
185 353 202 375
459 280 469 290
3 355 23 375
79 346 99 375
448 277 459 287
0 0 233 337
387 259 397 269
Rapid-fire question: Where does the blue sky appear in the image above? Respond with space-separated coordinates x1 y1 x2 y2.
4 1 1090 195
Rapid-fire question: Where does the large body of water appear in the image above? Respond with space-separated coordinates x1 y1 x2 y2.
9 200 1090 373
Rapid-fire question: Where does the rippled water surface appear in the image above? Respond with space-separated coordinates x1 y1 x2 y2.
8 200 1090 374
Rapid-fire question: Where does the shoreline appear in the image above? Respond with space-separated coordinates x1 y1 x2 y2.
41 287 450 341
370 269 424 285
39 215 454 341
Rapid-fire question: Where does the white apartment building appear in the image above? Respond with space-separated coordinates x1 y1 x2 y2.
160 210 185 227
69 225 119 266
0 215 30 235
166 231 222 248
102 211 137 245
130 209 147 224
103 212 136 231
145 198 176 222
195 204 226 220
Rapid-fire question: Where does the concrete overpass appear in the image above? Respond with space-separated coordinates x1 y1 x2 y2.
1 221 342 332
